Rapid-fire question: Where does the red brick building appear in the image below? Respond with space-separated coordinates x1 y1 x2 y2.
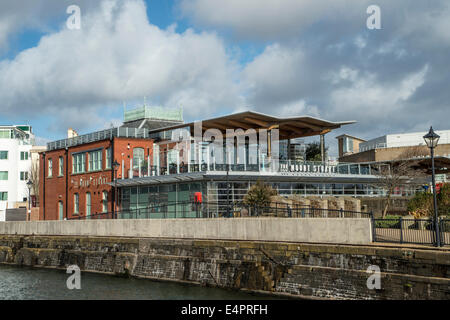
39 136 153 220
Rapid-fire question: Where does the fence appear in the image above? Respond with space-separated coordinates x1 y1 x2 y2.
67 201 371 220
372 216 449 246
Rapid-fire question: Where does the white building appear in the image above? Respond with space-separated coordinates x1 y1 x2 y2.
359 130 450 152
0 125 35 221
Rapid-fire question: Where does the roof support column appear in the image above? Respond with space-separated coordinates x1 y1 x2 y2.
320 133 326 165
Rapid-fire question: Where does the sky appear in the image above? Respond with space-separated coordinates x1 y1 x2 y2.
0 0 449 156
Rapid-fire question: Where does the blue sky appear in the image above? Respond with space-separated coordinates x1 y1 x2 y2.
0 0 449 156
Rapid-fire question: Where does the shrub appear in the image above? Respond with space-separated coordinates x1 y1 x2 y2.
243 180 278 208
375 215 402 228
407 192 433 217
437 183 450 216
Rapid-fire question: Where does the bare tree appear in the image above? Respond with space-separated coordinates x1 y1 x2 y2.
373 147 428 218
28 161 40 198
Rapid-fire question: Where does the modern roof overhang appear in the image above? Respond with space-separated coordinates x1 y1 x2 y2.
149 111 356 140
108 171 379 188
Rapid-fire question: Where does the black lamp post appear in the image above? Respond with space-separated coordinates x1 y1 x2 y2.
112 160 120 219
423 126 441 247
26 180 33 221
226 163 231 218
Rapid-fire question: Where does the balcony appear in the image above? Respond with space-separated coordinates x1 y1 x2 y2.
128 159 377 179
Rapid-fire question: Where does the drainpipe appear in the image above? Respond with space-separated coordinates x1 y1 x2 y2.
42 152 46 220
65 147 69 219
111 137 115 218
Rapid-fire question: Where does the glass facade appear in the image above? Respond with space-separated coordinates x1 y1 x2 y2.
119 180 421 218
120 182 206 218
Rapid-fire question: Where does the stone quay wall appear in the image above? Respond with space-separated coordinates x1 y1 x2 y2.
0 235 448 300
0 218 372 245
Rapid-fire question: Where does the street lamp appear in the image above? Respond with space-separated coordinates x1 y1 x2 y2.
112 160 120 219
423 126 441 247
26 180 33 221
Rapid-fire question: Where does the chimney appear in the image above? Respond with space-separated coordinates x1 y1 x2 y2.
67 128 78 138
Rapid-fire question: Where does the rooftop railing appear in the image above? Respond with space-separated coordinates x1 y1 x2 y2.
129 159 378 179
47 127 149 151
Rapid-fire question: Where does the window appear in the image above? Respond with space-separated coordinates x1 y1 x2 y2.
88 150 102 172
20 172 28 181
0 171 8 180
105 148 111 169
86 192 91 217
0 151 8 160
0 192 7 201
48 159 52 177
20 151 29 160
0 130 11 139
102 191 108 213
133 148 145 169
74 193 79 214
59 156 64 176
58 201 64 220
72 153 86 174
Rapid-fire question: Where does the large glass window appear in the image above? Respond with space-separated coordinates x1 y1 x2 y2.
58 201 64 220
344 184 356 195
0 151 8 159
0 192 7 201
133 148 145 169
0 171 8 180
102 191 108 213
74 193 79 214
20 172 28 181
20 151 29 160
0 130 11 139
48 159 52 177
105 148 111 169
88 150 102 172
86 193 91 217
59 156 64 176
305 184 319 195
72 153 86 174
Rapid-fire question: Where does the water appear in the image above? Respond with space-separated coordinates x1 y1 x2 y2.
0 264 278 300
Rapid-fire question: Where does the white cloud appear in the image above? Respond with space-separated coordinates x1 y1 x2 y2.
179 0 358 40
0 0 242 129
329 65 429 117
275 100 320 118
242 43 308 108
0 0 101 51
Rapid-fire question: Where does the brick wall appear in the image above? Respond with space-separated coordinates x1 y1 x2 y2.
39 137 154 220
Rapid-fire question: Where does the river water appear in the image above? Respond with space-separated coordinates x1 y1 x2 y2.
0 264 278 300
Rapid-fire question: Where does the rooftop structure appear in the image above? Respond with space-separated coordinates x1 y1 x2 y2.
336 134 367 158
0 125 38 221
359 130 450 152
123 105 184 130
156 111 355 140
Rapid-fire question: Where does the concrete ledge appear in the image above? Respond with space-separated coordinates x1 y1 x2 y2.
0 218 372 245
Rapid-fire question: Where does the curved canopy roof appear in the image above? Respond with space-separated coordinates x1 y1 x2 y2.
150 111 356 140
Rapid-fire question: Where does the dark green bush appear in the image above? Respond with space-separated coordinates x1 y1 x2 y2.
407 192 433 216
375 215 402 228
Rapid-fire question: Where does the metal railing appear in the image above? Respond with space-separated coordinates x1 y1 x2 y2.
67 201 371 220
372 216 449 246
47 127 150 151
132 160 379 178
